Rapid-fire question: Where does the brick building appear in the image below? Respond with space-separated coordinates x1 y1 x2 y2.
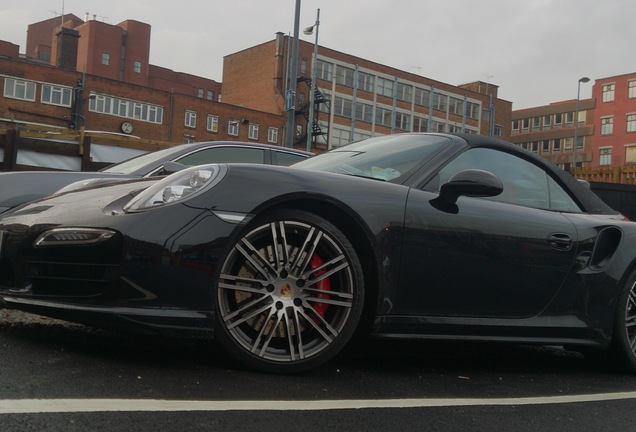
223 33 513 150
1 15 284 146
510 72 636 171
3 14 513 152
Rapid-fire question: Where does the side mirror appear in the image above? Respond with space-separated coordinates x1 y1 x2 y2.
438 169 503 205
162 161 188 175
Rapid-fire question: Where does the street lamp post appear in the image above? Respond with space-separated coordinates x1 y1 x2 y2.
304 8 320 152
284 0 302 148
572 76 590 171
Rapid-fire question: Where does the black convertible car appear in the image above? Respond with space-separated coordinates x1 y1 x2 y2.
0 132 635 374
0 141 312 213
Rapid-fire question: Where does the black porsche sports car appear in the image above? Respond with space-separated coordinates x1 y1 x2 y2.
0 141 312 214
1 132 635 374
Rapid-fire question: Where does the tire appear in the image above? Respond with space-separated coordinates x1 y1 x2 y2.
609 270 636 373
213 209 365 373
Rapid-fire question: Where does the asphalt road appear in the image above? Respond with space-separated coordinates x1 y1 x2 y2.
2 308 636 431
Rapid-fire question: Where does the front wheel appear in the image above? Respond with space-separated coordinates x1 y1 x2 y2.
608 271 636 372
214 210 365 373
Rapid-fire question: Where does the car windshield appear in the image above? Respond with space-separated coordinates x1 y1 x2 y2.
99 146 185 175
293 134 451 182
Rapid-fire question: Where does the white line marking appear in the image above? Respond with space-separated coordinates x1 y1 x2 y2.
2 392 636 414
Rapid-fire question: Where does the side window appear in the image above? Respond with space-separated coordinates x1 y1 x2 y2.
428 148 580 212
176 147 265 166
274 151 309 166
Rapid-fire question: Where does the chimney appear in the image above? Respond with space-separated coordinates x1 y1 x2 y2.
53 26 79 70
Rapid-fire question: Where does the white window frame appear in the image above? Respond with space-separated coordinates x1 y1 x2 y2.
267 127 278 144
629 80 636 99
228 121 239 136
102 53 110 65
207 115 219 132
601 116 614 135
599 147 612 166
627 113 636 133
185 110 197 128
248 124 259 140
3 77 36 101
602 83 615 103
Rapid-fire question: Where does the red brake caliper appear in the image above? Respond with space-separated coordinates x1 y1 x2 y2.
310 254 331 318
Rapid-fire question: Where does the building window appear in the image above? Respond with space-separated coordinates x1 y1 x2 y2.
602 83 615 102
248 124 259 140
433 93 447 111
629 80 636 99
599 147 612 166
541 140 550 154
512 120 519 133
228 121 239 136
268 127 278 144
521 118 530 132
336 65 355 87
553 138 561 153
101 53 110 65
543 115 551 130
197 88 204 98
563 137 573 152
134 61 141 73
627 113 636 133
466 102 480 120
300 59 307 75
3 77 36 101
376 77 394 98
207 115 219 132
449 97 464 116
494 125 502 137
185 110 197 128
315 59 333 81
415 88 431 107
357 71 375 93
565 112 574 126
206 90 214 101
532 117 540 131
396 82 413 103
41 84 72 107
626 146 636 164
553 113 562 128
183 134 196 143
601 116 614 135
89 93 163 124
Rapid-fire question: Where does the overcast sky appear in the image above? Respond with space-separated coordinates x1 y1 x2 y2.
2 0 634 109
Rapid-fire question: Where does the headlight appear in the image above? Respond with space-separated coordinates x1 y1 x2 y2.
124 164 227 212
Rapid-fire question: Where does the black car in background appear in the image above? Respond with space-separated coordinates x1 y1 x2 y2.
0 141 312 213
1 132 635 375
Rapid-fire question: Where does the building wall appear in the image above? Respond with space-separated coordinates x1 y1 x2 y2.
222 39 286 115
222 34 512 148
592 73 636 167
0 57 286 147
509 99 595 170
511 73 636 170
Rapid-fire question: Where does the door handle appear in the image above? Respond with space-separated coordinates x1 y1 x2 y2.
547 233 573 251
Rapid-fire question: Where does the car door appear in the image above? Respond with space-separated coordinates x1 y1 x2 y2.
396 147 581 319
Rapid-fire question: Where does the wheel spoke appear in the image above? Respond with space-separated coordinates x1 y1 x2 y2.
236 238 277 279
270 222 291 272
219 273 269 294
303 254 350 286
223 297 272 330
298 304 338 341
290 226 322 277
305 291 353 308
